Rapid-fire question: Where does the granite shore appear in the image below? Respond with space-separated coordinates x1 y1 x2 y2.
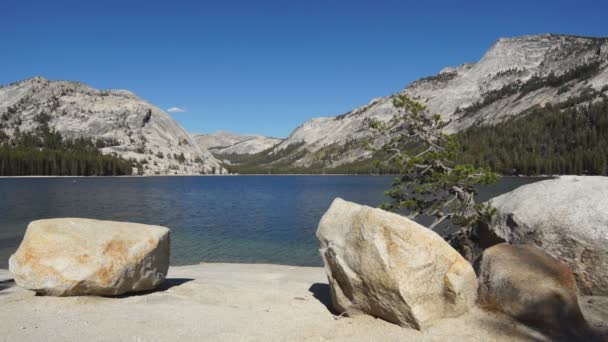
1 263 606 342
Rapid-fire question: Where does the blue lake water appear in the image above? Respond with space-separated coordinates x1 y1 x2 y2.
0 176 544 268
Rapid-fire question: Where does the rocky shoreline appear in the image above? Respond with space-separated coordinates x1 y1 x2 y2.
2 176 607 341
0 264 605 342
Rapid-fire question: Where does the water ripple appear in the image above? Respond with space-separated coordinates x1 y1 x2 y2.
0 176 543 268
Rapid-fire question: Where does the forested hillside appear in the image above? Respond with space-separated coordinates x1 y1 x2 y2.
222 95 608 176
457 94 608 176
0 77 225 175
0 114 136 176
231 34 608 170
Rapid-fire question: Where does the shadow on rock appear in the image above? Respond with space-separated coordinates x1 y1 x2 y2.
478 244 605 341
308 283 337 314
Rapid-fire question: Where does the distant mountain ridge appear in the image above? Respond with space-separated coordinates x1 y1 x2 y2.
0 77 225 175
194 131 283 155
3 34 608 175
235 34 608 170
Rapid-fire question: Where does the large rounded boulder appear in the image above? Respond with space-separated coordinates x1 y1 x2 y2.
9 218 170 296
316 198 477 330
488 176 608 295
477 243 589 337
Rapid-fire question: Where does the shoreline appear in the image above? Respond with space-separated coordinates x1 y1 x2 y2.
0 174 559 179
0 174 390 179
1 263 606 341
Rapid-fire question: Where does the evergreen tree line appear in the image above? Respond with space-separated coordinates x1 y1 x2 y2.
455 61 603 116
0 117 136 176
223 94 608 176
223 154 399 175
215 142 306 165
456 96 608 175
219 140 400 174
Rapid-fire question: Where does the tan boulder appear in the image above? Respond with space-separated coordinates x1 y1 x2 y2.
9 218 170 296
488 176 608 295
477 243 589 337
316 198 477 330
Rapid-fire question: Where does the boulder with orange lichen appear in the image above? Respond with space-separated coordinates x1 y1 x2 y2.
9 218 170 296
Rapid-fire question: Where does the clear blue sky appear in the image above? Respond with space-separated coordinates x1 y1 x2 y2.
1 0 606 137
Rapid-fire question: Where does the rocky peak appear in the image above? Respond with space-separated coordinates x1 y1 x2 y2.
260 34 608 168
403 34 608 126
0 77 225 175
480 34 607 76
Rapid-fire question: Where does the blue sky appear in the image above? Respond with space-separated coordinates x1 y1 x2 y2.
1 0 606 137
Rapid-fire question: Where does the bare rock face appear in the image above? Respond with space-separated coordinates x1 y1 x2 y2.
9 218 170 296
0 77 225 175
488 176 608 296
477 243 589 337
261 34 608 168
316 198 477 329
193 131 283 155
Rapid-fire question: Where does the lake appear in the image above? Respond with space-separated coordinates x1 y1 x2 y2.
0 176 545 268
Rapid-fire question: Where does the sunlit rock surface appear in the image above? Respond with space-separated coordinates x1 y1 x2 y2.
317 198 477 329
9 218 170 296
